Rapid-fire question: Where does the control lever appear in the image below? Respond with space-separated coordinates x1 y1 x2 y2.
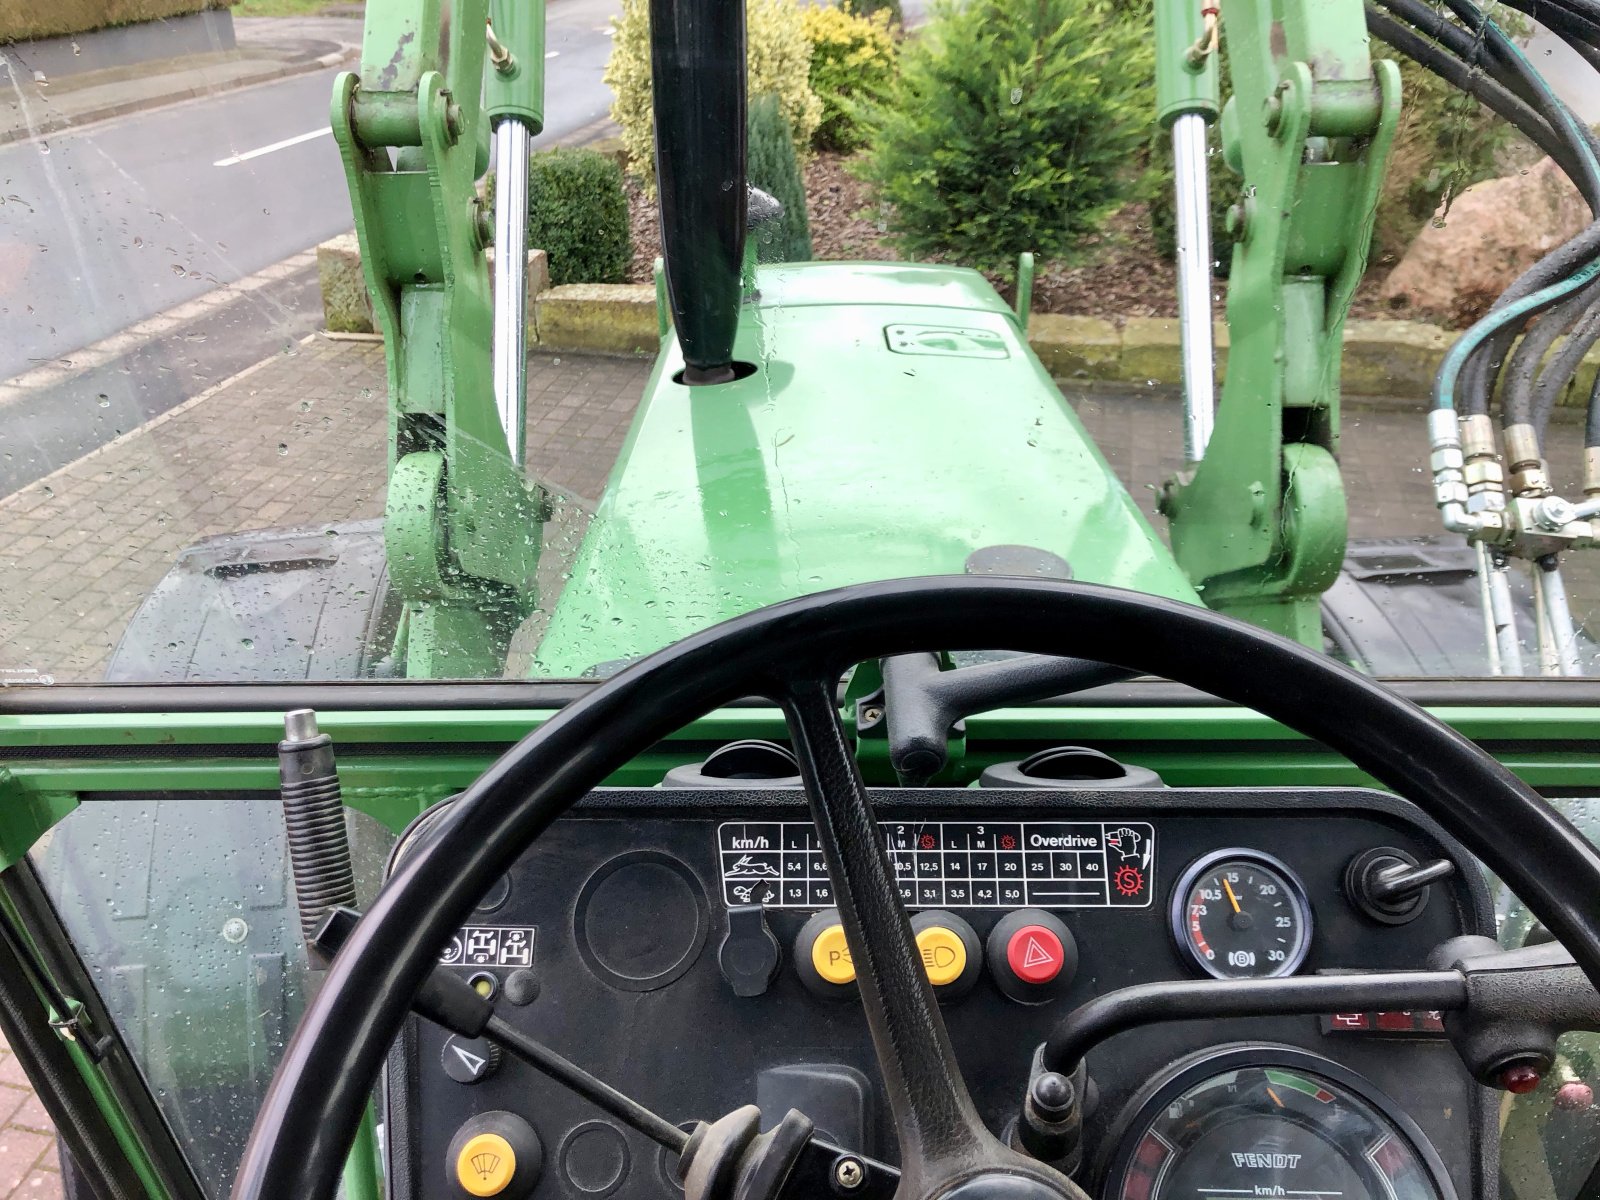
872 652 1135 786
1008 937 1600 1173
310 908 688 1150
1345 848 1455 924
1429 935 1600 1092
314 907 901 1200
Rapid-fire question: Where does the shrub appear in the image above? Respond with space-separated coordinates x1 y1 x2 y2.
748 94 814 262
491 148 631 286
605 0 822 195
854 0 1152 273
801 3 898 153
848 0 901 25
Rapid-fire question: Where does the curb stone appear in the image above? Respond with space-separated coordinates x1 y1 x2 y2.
312 248 1600 397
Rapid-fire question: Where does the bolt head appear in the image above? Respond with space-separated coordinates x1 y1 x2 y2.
833 1158 865 1190
1536 496 1576 531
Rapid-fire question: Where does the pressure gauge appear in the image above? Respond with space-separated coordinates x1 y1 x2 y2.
1171 849 1312 979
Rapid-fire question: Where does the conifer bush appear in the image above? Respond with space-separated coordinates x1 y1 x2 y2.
855 0 1151 272
748 93 814 262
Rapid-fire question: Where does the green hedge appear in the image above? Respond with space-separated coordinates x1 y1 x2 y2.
0 0 230 41
524 147 632 287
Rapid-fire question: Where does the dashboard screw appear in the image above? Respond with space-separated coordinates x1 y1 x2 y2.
834 1158 865 1191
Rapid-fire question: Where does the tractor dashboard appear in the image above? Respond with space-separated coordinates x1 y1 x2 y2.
384 784 1490 1200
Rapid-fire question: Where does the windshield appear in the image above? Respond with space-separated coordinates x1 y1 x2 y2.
2 0 1599 690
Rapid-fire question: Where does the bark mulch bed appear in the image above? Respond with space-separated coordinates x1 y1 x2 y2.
624 151 1411 326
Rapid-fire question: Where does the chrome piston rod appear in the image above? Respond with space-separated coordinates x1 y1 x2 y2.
1539 559 1583 675
493 118 532 467
1485 552 1526 676
1171 113 1216 462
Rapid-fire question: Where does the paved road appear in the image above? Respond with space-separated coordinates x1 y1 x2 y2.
0 0 621 494
1 1 619 382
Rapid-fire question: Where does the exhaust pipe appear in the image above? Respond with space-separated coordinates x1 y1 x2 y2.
650 0 746 384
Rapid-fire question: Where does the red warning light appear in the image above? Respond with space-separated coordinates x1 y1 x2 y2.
1113 864 1145 896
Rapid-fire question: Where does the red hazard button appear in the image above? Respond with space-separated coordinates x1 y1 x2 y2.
1006 925 1065 984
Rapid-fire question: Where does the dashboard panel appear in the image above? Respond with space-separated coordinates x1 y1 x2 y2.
382 787 1494 1200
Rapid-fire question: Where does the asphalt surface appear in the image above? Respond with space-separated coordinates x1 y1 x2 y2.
0 0 621 494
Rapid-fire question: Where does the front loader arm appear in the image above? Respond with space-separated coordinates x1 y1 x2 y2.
1158 0 1401 646
329 0 549 678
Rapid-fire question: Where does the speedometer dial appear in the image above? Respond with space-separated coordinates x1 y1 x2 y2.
1104 1049 1451 1200
1171 849 1311 979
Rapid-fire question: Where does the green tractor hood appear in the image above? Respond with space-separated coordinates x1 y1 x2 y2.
532 262 1199 677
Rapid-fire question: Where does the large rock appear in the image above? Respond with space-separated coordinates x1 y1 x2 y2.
1380 158 1588 324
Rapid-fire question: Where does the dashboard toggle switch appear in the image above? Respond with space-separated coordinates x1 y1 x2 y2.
1345 848 1455 925
988 909 1076 1003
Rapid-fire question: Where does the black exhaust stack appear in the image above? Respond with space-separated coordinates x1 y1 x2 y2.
650 0 746 385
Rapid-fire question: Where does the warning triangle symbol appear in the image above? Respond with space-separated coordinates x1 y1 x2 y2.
452 1044 488 1076
1022 935 1056 970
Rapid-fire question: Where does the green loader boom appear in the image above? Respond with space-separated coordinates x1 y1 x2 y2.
328 0 1399 677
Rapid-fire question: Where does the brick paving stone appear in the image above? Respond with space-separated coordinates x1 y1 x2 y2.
0 1129 54 1197
0 1060 31 1093
0 1090 29 1131
7 1096 52 1137
17 1172 63 1200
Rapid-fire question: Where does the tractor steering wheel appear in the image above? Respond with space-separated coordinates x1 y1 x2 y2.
230 578 1600 1200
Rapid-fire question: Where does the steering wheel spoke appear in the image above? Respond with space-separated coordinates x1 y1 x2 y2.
781 677 1002 1184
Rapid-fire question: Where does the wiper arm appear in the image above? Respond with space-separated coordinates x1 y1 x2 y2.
877 652 1135 786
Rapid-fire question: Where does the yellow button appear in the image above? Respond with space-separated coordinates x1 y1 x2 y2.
810 924 856 985
916 926 968 987
456 1132 516 1197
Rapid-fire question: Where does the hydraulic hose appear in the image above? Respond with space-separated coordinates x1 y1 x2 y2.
278 709 358 953
1532 288 1600 435
1434 247 1600 412
1493 0 1600 65
1587 370 1600 451
1370 0 1600 428
1502 279 1600 430
1365 9 1579 183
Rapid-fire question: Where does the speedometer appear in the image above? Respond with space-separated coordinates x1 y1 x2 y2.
1104 1048 1453 1200
1171 849 1311 978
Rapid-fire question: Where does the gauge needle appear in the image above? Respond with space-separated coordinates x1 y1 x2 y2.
1223 879 1242 913
1266 1087 1285 1108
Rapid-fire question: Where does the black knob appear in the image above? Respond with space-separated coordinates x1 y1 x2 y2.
1346 848 1454 925
443 1034 503 1084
